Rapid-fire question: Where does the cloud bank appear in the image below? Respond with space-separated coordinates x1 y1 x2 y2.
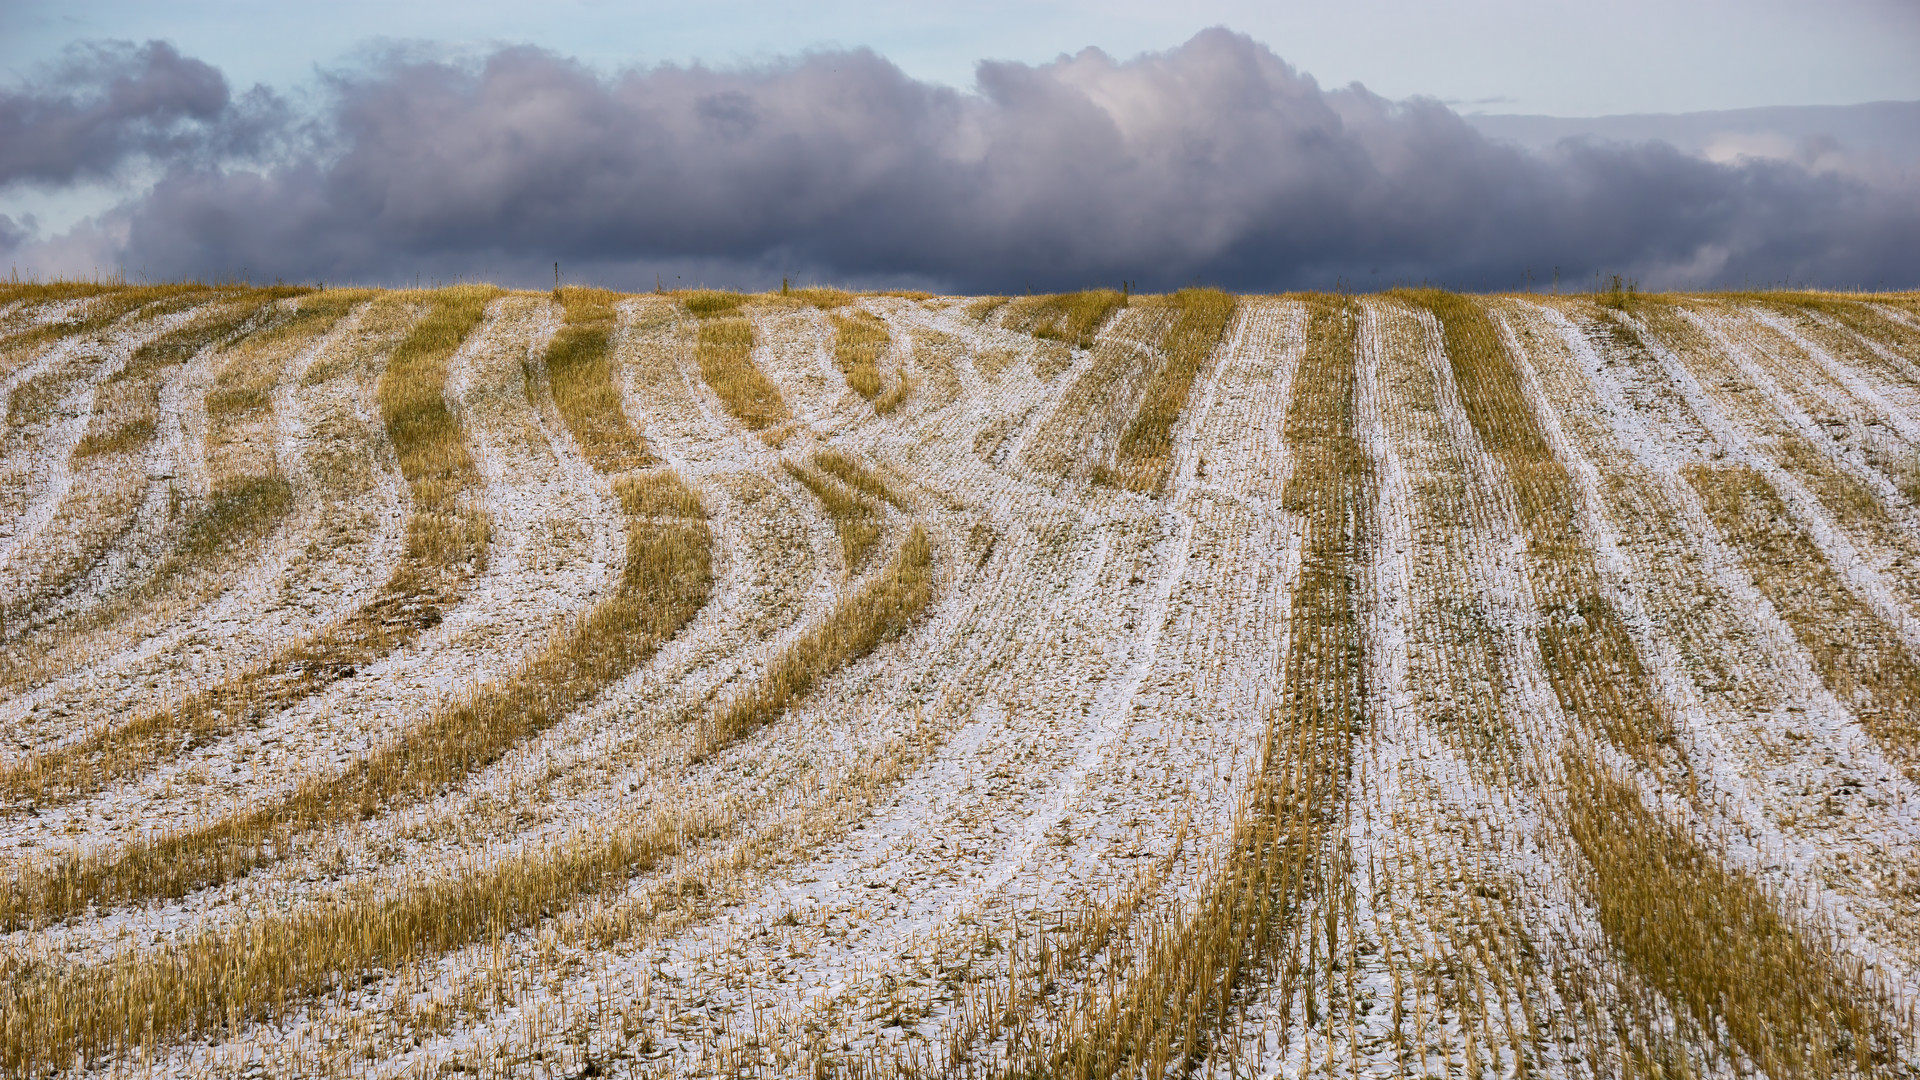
0 40 282 189
6 30 1918 291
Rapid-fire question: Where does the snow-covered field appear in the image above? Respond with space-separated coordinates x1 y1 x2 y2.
2 284 1919 1078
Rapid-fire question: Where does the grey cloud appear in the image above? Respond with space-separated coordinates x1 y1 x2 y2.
0 214 29 252
0 40 283 190
41 31 1920 289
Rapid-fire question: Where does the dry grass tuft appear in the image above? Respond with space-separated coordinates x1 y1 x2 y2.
874 371 914 415
964 296 1009 322
1564 753 1903 1076
782 458 883 573
686 294 790 431
546 287 656 472
1004 290 1127 350
828 309 890 400
789 286 853 309
812 447 910 510
682 291 745 318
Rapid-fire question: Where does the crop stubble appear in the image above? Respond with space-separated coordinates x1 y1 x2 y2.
1 285 1918 1078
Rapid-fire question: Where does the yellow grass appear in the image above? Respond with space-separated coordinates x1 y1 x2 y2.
4 304 716 926
698 523 933 757
1684 463 1920 782
783 457 883 573
965 296 1009 322
1416 289 1906 1075
1 292 292 636
0 800 715 1077
1565 753 1901 1076
545 287 656 472
1004 290 1127 350
789 286 853 309
828 309 890 400
1104 288 1237 493
686 294 790 431
0 289 495 811
1408 289 1674 765
874 371 914 415
0 285 219 386
1003 296 1368 1076
812 447 910 510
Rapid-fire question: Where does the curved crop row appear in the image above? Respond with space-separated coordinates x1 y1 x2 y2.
0 288 494 811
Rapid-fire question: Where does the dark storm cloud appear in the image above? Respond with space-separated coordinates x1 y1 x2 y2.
0 214 29 252
31 30 1920 289
0 40 287 189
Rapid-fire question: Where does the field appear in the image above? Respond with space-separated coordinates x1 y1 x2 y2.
0 280 1919 1078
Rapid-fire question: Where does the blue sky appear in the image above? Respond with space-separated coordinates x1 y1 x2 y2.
6 0 1919 117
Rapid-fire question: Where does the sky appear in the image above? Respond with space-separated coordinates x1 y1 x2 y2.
2 0 1918 292
8 0 1920 117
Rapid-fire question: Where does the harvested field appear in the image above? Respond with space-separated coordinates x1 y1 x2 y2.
1 284 1918 1079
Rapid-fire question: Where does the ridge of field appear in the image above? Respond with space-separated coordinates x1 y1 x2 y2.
0 284 1917 1078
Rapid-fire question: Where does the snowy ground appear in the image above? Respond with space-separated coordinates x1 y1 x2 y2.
1 288 1918 1078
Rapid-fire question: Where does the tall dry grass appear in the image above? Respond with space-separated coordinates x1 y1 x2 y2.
1741 300 1920 503
544 287 656 472
1022 302 1178 480
964 296 1009 322
685 292 789 431
0 285 215 389
0 285 723 1071
1 291 358 677
829 309 890 400
1004 290 1127 350
1408 290 1674 765
1 292 294 637
1564 751 1902 1076
813 447 910 510
1103 288 1237 494
789 286 853 310
0 288 496 811
783 457 882 573
0 797 720 1078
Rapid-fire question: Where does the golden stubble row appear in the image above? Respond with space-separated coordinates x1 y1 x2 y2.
959 295 1370 1078
0 290 372 697
0 289 494 813
1 291 297 638
0 284 954 1076
1415 289 1906 1077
